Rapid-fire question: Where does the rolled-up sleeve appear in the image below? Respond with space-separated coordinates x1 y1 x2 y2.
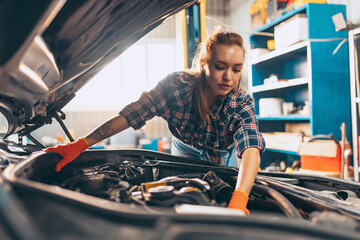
119 77 171 130
233 95 266 157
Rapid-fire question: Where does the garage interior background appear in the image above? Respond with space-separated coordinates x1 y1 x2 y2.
4 0 360 175
29 0 236 143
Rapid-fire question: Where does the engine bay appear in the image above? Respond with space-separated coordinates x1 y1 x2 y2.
4 149 360 231
49 154 238 212
57 161 235 208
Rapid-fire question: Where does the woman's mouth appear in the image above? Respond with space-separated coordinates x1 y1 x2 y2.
218 84 231 90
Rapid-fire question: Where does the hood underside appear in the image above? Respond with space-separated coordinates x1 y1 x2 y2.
0 0 195 137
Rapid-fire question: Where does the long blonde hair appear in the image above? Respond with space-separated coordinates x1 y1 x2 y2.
191 29 245 123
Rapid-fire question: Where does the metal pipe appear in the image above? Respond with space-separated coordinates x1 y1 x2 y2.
26 133 46 148
252 183 303 220
53 111 75 142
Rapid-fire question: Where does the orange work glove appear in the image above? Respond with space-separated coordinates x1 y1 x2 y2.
227 189 250 215
44 137 89 172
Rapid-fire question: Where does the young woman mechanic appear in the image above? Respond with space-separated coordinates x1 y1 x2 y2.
45 30 265 215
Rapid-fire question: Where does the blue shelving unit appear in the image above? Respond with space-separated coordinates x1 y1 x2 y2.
249 3 351 167
266 148 299 156
257 115 311 121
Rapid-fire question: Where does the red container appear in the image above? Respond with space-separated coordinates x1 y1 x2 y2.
299 140 341 172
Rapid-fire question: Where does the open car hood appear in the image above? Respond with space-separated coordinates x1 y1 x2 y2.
0 0 195 138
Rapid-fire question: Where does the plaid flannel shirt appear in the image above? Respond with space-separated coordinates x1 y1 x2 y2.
120 71 265 166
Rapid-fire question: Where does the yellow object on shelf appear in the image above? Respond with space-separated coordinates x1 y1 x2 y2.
250 0 269 29
294 0 327 9
267 39 275 50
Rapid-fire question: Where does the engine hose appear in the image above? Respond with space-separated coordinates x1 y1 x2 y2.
252 183 303 219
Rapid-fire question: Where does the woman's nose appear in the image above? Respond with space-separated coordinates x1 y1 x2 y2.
223 70 231 81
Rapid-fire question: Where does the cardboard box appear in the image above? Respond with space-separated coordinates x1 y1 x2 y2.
299 140 341 172
274 13 308 49
262 132 305 152
285 123 311 136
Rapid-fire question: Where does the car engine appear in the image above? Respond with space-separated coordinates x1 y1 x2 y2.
56 160 233 208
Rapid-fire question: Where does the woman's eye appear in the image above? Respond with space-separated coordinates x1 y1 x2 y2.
215 65 224 70
233 69 242 73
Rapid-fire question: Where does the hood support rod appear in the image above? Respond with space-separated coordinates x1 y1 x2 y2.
53 111 75 142
26 133 46 149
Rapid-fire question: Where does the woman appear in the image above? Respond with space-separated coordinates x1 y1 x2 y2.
45 30 265 214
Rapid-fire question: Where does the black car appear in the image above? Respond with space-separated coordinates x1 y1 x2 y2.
1 1 360 239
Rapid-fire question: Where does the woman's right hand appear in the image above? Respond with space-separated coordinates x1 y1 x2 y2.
44 137 89 172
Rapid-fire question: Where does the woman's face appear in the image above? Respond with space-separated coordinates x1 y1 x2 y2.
204 44 244 100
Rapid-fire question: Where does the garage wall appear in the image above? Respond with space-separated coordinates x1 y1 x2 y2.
206 0 231 33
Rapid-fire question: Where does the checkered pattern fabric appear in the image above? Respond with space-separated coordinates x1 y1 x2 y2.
120 72 265 165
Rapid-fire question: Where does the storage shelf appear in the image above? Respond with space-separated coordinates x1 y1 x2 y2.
251 77 308 93
257 115 310 121
249 3 350 171
250 41 309 65
266 148 299 156
250 4 308 34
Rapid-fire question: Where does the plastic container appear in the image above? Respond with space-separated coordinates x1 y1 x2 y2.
299 136 341 172
259 98 284 117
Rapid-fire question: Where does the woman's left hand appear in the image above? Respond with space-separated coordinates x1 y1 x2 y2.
227 189 250 215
